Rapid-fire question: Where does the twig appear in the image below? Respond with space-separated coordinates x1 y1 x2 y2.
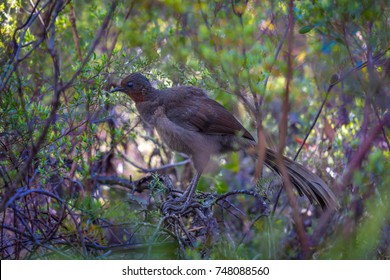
68 3 82 61
0 0 119 213
106 0 135 61
254 21 289 180
337 112 390 191
148 216 167 257
273 48 390 213
311 111 390 250
0 0 50 91
216 189 266 205
0 1 65 213
276 0 310 258
4 188 88 257
119 149 191 173
177 216 196 246
235 212 268 252
60 1 119 92
294 48 389 160
262 24 289 100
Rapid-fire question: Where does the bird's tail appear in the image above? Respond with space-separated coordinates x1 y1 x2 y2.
263 148 338 210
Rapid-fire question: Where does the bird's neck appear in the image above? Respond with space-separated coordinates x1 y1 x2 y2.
129 87 158 103
134 89 161 125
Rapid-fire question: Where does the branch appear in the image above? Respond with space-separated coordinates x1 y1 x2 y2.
0 1 119 213
68 3 82 62
276 0 310 258
93 174 176 194
337 112 390 191
60 0 119 92
119 149 191 173
294 48 389 160
312 112 390 245
4 188 88 257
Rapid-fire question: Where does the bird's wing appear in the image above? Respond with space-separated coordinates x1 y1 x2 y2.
163 86 254 141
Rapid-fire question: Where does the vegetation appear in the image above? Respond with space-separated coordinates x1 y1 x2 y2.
0 0 389 259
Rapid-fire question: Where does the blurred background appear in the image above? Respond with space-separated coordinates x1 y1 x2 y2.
0 0 389 259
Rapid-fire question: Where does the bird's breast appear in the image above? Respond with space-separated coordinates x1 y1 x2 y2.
135 101 162 126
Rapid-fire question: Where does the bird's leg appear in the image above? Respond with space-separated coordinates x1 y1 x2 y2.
162 171 201 214
181 171 201 204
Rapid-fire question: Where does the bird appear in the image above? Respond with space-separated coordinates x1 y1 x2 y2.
110 73 337 213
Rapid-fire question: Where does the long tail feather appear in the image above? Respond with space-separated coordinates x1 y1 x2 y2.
264 148 338 210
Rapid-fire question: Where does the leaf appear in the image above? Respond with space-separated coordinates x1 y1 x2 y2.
298 25 314 34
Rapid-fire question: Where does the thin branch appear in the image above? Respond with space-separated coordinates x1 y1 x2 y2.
276 0 310 258
119 149 191 173
337 112 390 191
60 1 119 92
262 24 289 102
293 48 389 160
0 1 119 213
68 3 82 62
4 188 88 257
312 112 390 247
0 0 49 91
107 0 136 61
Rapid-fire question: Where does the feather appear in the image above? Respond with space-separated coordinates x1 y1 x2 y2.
264 148 338 210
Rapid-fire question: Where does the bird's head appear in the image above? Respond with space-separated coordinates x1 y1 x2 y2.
110 73 153 102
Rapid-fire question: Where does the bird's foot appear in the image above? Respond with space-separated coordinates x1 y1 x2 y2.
161 198 190 215
161 176 200 216
161 196 201 216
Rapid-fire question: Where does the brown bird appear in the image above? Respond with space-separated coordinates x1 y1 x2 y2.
111 73 337 212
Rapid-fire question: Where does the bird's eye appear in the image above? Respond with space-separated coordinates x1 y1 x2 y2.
127 82 133 88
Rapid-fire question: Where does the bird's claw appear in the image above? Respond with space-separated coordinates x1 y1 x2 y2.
161 199 191 215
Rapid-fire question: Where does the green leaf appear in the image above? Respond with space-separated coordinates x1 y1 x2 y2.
298 25 314 34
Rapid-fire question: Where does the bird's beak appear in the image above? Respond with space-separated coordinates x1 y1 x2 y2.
110 87 124 93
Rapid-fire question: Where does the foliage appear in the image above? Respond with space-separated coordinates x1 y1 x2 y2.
0 0 389 259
